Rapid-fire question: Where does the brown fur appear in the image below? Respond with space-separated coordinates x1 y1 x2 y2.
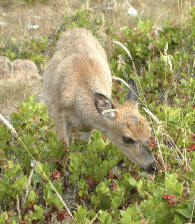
43 28 156 172
117 102 151 141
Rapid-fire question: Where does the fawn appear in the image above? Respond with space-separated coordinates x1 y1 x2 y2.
43 28 157 174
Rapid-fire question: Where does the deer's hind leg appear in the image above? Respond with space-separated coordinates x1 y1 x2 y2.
51 110 74 147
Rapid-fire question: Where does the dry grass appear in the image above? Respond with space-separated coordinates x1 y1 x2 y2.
0 0 194 43
0 0 194 116
0 78 42 117
99 0 194 31
0 0 67 43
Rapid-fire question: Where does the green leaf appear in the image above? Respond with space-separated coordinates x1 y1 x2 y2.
128 177 137 187
45 190 64 209
10 220 17 224
0 212 8 224
74 206 90 224
120 205 140 224
137 179 143 193
165 173 183 196
190 159 195 172
24 205 44 221
192 181 195 194
173 215 185 224
35 161 43 174
27 190 38 203
96 181 110 194
176 208 192 219
111 196 122 209
33 205 44 220
13 176 28 193
98 210 113 224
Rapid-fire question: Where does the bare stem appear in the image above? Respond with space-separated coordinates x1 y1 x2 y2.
0 113 75 222
90 212 99 224
190 197 195 223
22 167 35 207
16 195 21 221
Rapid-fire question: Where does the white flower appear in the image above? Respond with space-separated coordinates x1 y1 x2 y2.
27 25 39 30
0 21 8 27
128 6 138 16
31 160 36 167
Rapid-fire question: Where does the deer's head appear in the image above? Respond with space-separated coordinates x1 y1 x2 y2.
94 78 157 174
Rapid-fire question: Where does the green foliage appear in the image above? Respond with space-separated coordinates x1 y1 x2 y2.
0 36 48 72
98 210 113 224
23 0 48 3
0 9 114 73
165 173 183 196
120 204 141 224
0 8 194 224
74 206 90 224
0 212 8 224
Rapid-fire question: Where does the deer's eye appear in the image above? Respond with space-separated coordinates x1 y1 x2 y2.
122 136 135 144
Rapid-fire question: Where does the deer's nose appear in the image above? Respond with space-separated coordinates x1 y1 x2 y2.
146 161 157 174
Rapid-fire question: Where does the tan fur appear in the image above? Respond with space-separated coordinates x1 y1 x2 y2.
43 28 156 172
116 102 151 141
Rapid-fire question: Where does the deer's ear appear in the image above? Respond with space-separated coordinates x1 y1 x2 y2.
127 78 139 102
93 92 116 119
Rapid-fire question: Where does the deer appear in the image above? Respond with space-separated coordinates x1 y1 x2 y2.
43 28 157 174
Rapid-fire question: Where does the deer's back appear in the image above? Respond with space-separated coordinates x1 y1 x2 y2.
43 28 112 130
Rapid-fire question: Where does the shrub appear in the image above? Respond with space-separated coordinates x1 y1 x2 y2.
0 8 194 223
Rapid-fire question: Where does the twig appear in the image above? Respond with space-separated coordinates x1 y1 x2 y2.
22 166 35 207
113 41 137 75
143 108 161 126
190 197 195 223
112 76 132 89
162 132 184 163
162 122 194 135
90 212 99 224
164 42 173 73
16 195 21 221
114 82 193 135
153 125 167 175
111 42 185 167
0 113 17 135
112 76 145 106
113 40 147 105
40 166 74 220
144 108 184 165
